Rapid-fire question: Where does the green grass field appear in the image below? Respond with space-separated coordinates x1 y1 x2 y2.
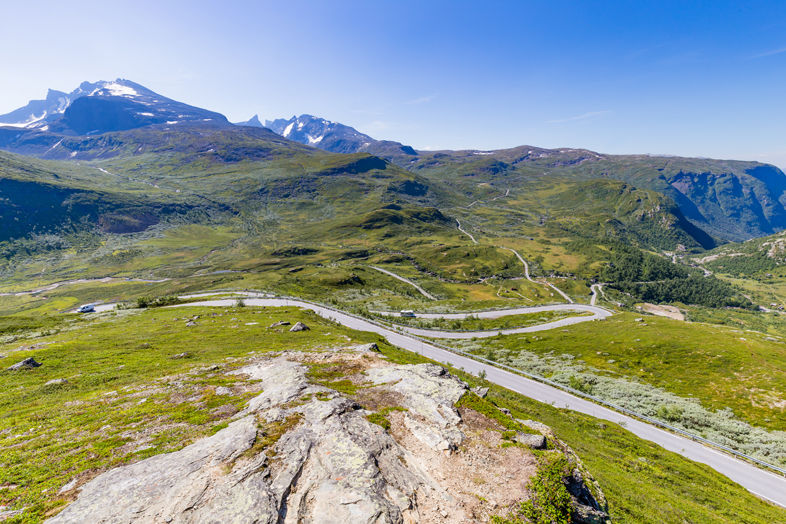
0 304 783 522
460 312 786 431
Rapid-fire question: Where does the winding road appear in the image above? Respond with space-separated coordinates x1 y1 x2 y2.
372 303 610 339
590 283 604 306
504 247 574 303
369 266 437 300
456 219 478 244
144 294 786 508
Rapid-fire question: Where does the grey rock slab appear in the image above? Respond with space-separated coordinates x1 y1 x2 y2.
45 359 502 523
230 357 316 415
365 364 467 428
354 342 379 353
7 357 41 371
471 386 489 398
513 432 546 449
276 396 423 523
47 416 261 523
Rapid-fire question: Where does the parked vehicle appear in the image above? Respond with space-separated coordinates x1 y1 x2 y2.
77 304 95 313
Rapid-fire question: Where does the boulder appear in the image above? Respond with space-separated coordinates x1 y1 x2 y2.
7 357 41 371
44 378 68 387
471 386 489 398
170 352 191 359
513 432 546 449
354 343 379 353
289 322 309 332
269 320 291 328
567 469 611 523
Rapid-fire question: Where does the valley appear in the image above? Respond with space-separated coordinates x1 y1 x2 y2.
1 79 786 522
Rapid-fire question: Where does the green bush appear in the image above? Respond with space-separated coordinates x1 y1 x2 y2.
135 295 181 308
492 453 573 524
521 454 574 524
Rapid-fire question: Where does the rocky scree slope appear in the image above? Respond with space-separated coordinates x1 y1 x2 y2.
49 347 608 523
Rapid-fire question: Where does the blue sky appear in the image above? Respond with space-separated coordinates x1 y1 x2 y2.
2 1 786 166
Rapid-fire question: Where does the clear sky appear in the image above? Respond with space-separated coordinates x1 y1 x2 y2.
1 1 786 167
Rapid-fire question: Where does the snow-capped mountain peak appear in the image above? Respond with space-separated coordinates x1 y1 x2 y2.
0 79 228 135
263 114 368 153
0 79 125 128
259 113 418 160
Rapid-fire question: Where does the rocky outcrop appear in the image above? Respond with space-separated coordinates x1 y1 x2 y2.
289 321 309 332
49 351 608 523
366 364 466 452
7 357 41 371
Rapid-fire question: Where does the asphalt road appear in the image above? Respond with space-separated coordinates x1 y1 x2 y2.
368 266 437 300
372 303 612 339
166 296 786 508
504 248 574 303
456 219 478 244
590 284 602 306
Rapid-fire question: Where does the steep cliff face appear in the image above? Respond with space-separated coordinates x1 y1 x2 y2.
49 348 608 523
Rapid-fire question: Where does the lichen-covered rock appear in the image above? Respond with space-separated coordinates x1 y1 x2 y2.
48 416 266 523
365 364 468 453
47 355 606 524
365 364 467 428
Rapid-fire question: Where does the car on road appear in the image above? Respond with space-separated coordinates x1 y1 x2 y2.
77 304 96 313
400 310 415 317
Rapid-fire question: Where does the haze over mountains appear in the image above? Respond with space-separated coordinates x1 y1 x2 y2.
2 78 786 242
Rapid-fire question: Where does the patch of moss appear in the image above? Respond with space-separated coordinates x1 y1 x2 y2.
366 412 391 431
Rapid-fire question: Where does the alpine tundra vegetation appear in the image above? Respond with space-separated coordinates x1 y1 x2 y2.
3 2 786 522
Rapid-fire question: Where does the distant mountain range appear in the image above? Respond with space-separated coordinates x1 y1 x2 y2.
238 113 417 160
3 79 786 242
